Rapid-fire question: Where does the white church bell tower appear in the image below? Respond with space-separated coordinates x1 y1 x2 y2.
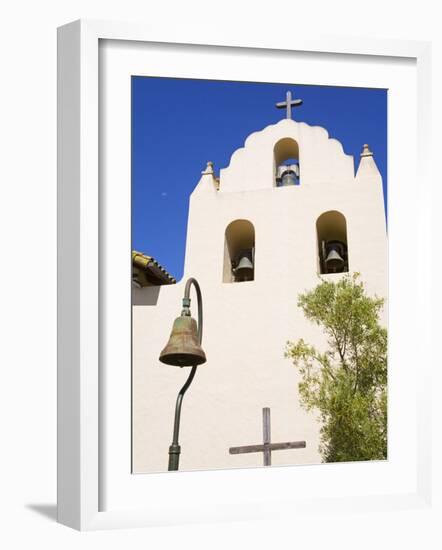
132 90 388 473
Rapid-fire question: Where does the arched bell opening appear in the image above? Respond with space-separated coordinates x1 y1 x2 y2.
316 211 349 274
273 137 300 187
223 220 255 283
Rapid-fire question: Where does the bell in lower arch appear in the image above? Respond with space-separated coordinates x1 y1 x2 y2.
159 315 207 367
325 247 345 272
233 249 254 282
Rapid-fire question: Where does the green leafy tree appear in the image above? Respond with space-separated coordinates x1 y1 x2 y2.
285 273 387 462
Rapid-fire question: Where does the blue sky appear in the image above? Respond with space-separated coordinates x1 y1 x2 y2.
132 77 387 281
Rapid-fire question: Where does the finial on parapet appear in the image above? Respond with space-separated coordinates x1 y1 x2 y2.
360 144 373 157
201 161 214 175
356 143 381 180
200 161 219 190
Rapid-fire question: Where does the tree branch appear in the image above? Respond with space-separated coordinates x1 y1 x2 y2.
311 352 336 381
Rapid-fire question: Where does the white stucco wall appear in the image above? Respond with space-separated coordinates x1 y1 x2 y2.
132 118 387 473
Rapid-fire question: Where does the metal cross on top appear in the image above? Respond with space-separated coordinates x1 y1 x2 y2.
229 408 306 466
276 90 303 120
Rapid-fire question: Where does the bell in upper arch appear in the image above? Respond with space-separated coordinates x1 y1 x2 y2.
277 163 300 186
233 249 254 282
281 170 297 186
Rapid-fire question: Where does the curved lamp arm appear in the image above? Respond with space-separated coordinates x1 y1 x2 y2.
183 277 203 343
168 278 203 471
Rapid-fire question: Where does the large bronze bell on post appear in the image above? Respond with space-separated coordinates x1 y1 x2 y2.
159 315 206 367
158 277 207 471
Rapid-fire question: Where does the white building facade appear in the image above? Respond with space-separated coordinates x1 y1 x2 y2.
132 115 387 473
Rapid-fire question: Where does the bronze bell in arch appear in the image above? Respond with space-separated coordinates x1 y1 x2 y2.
281 171 296 187
159 314 206 367
233 249 254 282
325 241 346 273
277 163 300 186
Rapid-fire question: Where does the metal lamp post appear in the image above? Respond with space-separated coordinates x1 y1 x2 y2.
158 277 206 471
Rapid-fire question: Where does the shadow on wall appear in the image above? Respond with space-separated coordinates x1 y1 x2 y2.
132 285 161 306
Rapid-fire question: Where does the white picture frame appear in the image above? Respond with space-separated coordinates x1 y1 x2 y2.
57 19 432 531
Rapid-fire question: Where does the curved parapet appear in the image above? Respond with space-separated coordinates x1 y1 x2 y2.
219 118 354 192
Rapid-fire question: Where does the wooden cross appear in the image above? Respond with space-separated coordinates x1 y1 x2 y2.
229 408 306 466
276 90 303 120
